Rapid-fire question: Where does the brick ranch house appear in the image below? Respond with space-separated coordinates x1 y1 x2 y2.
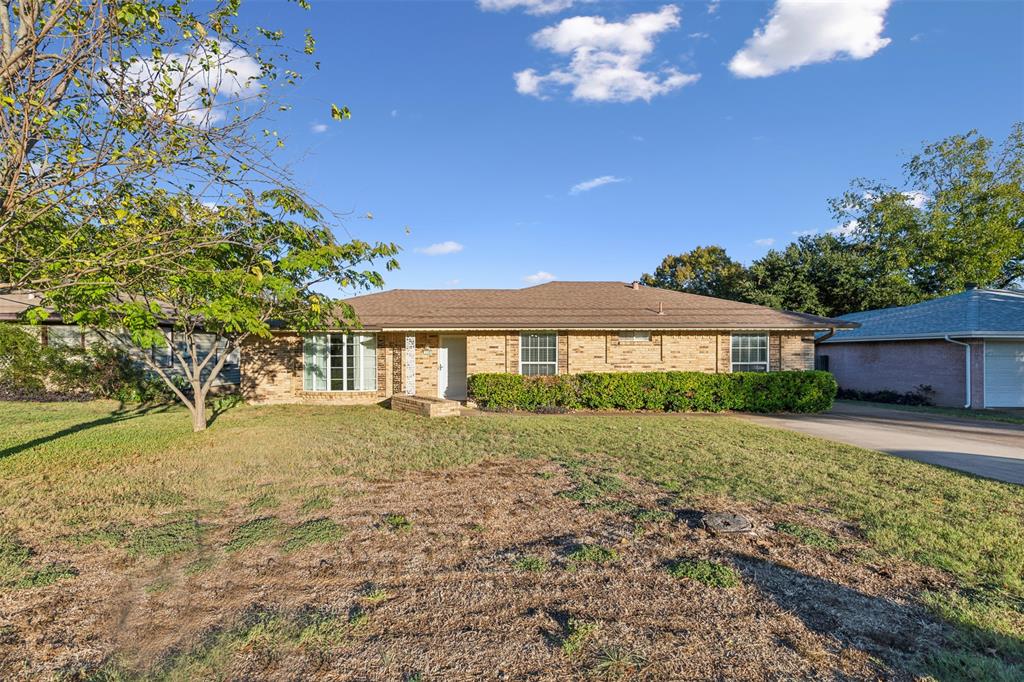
241 281 855 405
816 287 1024 409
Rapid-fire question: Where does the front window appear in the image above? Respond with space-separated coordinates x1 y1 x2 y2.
731 333 769 372
520 332 557 376
46 325 84 349
303 333 377 391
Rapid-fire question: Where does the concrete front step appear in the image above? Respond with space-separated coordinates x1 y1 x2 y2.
391 394 462 417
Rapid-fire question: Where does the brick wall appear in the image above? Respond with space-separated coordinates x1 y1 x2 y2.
413 333 441 398
466 333 507 374
242 329 816 404
240 332 389 405
567 331 721 373
816 339 970 407
780 333 815 371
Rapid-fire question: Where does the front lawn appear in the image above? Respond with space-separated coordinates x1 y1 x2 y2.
0 401 1021 679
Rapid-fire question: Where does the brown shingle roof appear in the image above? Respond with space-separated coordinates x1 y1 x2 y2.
0 290 45 321
342 281 856 331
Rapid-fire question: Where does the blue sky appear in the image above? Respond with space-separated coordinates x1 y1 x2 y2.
257 0 1023 294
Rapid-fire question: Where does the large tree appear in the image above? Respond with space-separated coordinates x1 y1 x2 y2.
0 0 329 290
640 245 748 299
740 234 920 317
31 190 399 432
643 124 1024 316
832 123 1024 294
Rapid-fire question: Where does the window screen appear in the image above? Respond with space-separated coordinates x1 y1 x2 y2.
731 333 769 372
520 332 557 376
618 330 651 342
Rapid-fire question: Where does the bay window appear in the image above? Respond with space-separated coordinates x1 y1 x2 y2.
303 333 377 391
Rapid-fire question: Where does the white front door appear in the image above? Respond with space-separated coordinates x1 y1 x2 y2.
984 340 1024 407
438 336 468 400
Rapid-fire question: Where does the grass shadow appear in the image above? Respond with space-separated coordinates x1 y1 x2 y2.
731 552 1023 680
0 401 173 459
205 393 243 428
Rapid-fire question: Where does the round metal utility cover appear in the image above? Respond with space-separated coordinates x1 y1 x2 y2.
702 512 753 534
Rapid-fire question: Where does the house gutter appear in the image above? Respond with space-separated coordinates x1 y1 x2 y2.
816 328 837 344
943 335 972 408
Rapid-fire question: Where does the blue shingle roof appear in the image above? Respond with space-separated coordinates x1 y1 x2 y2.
820 288 1024 343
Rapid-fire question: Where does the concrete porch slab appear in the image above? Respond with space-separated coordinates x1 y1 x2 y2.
391 394 462 417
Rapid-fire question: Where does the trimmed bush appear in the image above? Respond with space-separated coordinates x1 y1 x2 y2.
468 370 837 414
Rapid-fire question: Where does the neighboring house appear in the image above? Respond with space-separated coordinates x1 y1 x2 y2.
0 291 240 388
816 287 1024 409
241 281 855 404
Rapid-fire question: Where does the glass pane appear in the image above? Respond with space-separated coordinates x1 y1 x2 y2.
358 334 377 390
732 334 768 369
304 334 328 391
49 325 85 349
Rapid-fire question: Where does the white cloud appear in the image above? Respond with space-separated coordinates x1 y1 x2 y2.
729 0 892 78
391 109 399 118
707 1 720 15
688 32 710 39
523 271 556 284
446 279 462 286
478 0 579 15
416 241 464 256
569 175 625 194
791 229 817 237
903 190 929 209
106 40 262 126
311 123 328 134
631 134 645 142
754 238 775 247
514 5 699 103
830 220 860 237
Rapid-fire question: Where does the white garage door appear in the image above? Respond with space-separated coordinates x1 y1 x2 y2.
984 340 1024 407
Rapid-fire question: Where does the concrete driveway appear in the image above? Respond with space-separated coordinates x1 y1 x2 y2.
740 401 1024 485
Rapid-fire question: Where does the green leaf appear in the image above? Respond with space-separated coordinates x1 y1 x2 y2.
330 104 351 121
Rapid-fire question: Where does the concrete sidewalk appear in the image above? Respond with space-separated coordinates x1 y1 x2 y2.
739 401 1024 485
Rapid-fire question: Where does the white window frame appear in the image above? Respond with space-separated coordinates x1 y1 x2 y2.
519 332 558 376
618 330 651 343
731 333 769 373
303 333 377 392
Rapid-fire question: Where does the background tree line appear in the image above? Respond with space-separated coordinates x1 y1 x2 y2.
642 125 1024 318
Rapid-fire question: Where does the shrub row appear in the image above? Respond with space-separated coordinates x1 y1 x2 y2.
467 370 837 414
0 325 174 402
837 384 935 406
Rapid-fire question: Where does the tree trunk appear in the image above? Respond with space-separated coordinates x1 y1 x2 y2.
191 381 207 432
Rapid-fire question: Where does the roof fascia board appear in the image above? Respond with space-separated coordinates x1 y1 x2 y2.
821 332 1024 343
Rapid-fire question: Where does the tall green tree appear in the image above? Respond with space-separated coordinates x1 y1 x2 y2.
640 245 748 299
832 123 1024 294
30 190 399 432
0 0 333 290
740 234 919 317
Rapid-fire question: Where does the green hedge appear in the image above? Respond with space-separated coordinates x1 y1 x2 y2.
467 370 837 414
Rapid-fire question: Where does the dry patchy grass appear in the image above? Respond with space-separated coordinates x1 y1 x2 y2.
0 400 1021 680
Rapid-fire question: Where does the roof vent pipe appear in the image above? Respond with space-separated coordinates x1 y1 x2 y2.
632 281 641 290
658 301 664 315
943 335 972 408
